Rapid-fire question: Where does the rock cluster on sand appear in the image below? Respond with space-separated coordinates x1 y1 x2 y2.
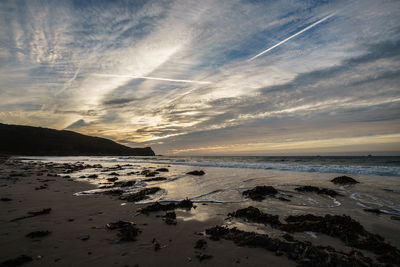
106 220 141 242
186 170 205 176
225 206 400 265
138 199 194 214
295 185 342 197
331 175 359 185
242 186 278 201
228 206 281 227
205 226 373 266
119 187 161 202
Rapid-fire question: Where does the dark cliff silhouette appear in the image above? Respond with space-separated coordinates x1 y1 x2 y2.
0 123 155 156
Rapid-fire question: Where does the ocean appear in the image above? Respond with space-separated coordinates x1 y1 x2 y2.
23 155 400 217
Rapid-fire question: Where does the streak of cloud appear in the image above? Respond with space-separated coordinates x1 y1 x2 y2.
91 73 212 84
248 13 336 61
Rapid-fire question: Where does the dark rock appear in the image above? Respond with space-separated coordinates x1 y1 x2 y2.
107 177 118 182
109 172 120 176
0 255 33 266
141 170 159 177
156 168 169 172
194 239 207 249
138 198 194 214
205 226 373 266
152 238 161 251
228 206 281 227
242 186 278 201
102 189 124 195
186 170 205 176
106 220 141 242
79 234 90 241
295 186 342 197
114 180 135 187
88 174 98 179
35 184 48 190
143 177 167 182
281 214 400 265
196 253 212 262
163 211 177 225
1 197 12 201
331 176 359 185
120 187 161 202
26 231 51 239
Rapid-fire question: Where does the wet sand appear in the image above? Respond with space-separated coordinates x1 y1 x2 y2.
0 157 295 267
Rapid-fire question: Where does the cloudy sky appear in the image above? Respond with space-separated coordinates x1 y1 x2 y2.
1 0 399 155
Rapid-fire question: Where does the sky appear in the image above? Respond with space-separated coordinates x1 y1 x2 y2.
0 0 399 156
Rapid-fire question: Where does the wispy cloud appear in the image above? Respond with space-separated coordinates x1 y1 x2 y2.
248 12 336 61
0 0 399 155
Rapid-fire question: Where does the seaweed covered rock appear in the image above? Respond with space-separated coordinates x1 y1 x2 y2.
186 170 205 176
331 176 359 185
120 187 161 202
114 180 135 187
295 186 342 197
205 226 373 266
228 206 281 227
138 198 194 213
106 220 141 242
281 214 400 265
242 186 278 201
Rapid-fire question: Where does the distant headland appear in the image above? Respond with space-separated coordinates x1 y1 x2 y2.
0 123 155 156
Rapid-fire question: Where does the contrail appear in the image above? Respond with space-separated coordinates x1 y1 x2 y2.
248 13 336 61
91 73 212 84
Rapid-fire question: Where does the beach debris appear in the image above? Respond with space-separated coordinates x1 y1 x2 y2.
35 184 48 190
0 197 12 201
106 220 141 242
331 176 359 185
152 238 162 251
205 226 373 266
242 186 278 201
196 253 212 262
0 255 33 266
10 208 51 222
26 230 51 239
228 206 282 227
119 187 161 202
102 189 124 196
141 170 159 177
138 198 194 214
114 180 135 187
107 177 118 182
186 170 205 176
79 234 90 241
156 168 169 172
363 208 384 215
194 239 207 249
143 177 167 182
295 185 342 197
163 211 177 225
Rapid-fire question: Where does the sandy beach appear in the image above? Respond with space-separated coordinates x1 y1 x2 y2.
1 156 400 266
0 157 296 267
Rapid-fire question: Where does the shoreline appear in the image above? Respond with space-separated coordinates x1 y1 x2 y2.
0 157 294 266
1 157 399 266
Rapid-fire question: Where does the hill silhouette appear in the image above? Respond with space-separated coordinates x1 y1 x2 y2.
0 123 155 156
